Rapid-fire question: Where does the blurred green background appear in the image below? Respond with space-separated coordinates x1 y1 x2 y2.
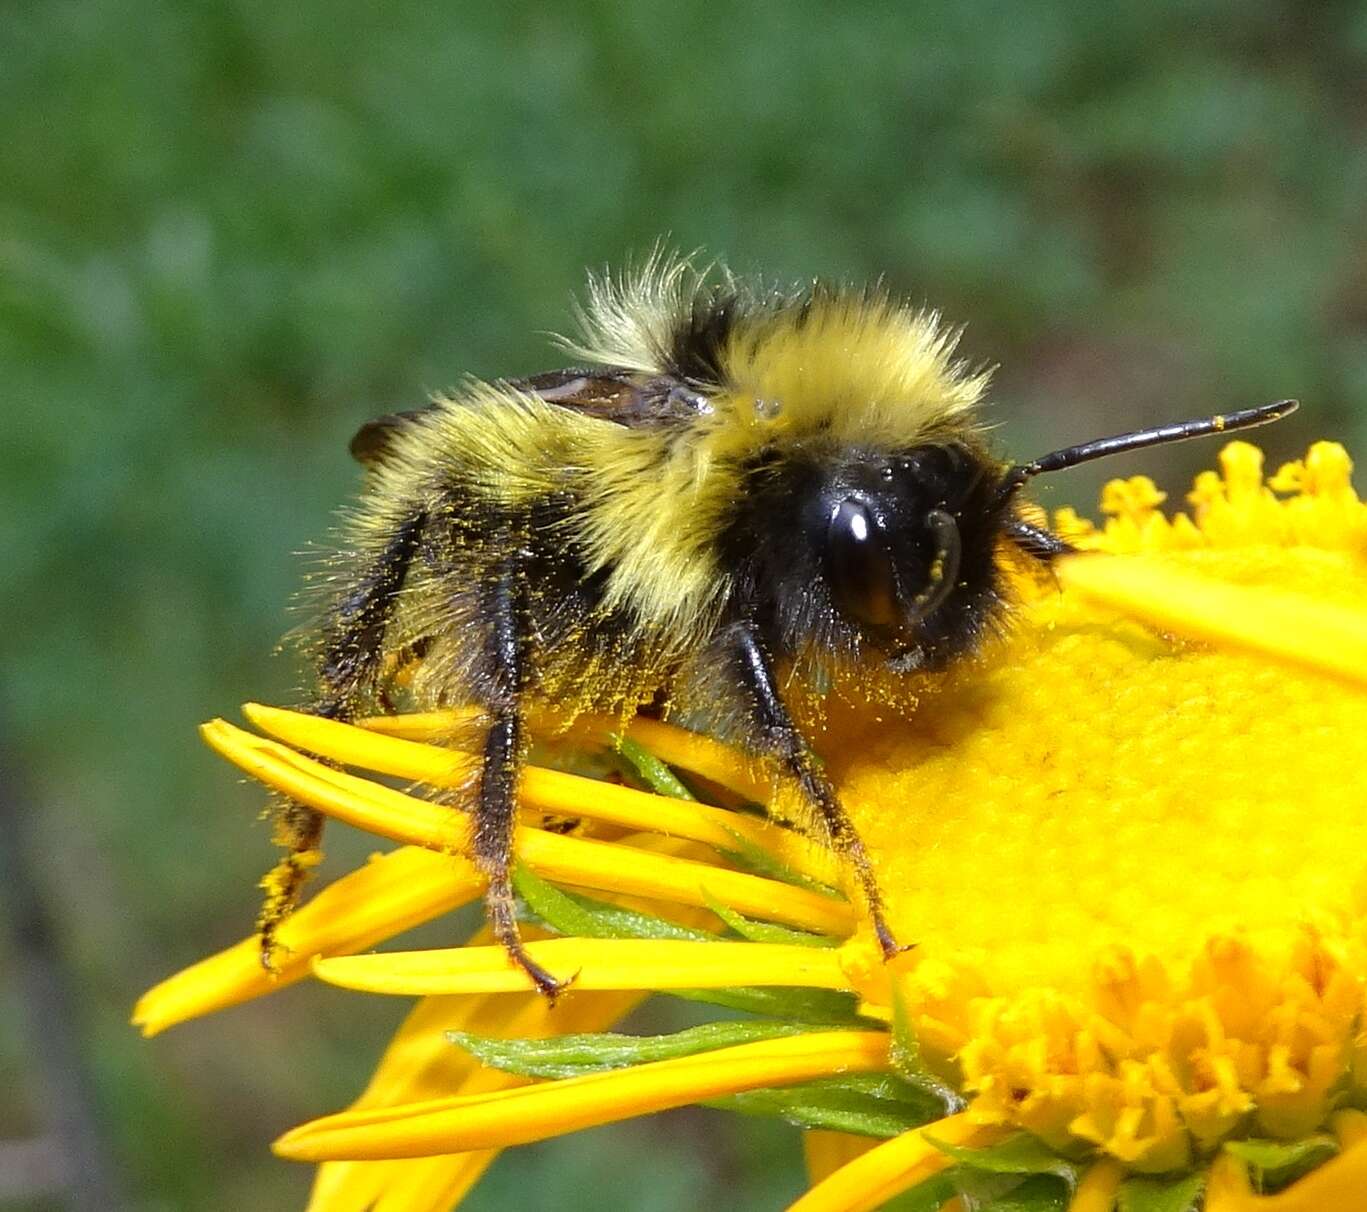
2 2 1363 1208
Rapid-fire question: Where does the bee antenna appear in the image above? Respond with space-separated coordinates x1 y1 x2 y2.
993 398 1299 507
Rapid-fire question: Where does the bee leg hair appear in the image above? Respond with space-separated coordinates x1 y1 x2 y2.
257 510 428 972
730 624 908 960
475 561 574 1002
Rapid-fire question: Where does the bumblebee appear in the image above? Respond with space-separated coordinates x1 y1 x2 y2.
261 254 1295 996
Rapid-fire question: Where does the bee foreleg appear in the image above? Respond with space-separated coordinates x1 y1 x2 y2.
474 561 574 1002
1003 519 1074 561
257 509 427 972
730 623 907 960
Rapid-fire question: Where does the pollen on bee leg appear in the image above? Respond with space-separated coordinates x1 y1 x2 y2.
255 853 321 973
257 799 326 973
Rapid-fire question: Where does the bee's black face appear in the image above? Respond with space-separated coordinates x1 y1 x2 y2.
812 444 988 650
724 440 1009 671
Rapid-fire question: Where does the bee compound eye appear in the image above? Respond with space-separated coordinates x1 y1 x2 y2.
824 498 899 628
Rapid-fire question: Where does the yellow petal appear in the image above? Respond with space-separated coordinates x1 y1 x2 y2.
1055 553 1367 689
313 938 853 996
786 1112 998 1212
355 708 774 804
803 1130 878 1184
346 985 552 1109
202 719 853 936
132 846 479 1035
274 1030 888 1161
308 1156 489 1212
356 709 485 740
309 984 642 1212
516 832 852 936
1204 1153 1257 1209
1332 1109 1367 1150
242 703 838 885
1068 1159 1124 1212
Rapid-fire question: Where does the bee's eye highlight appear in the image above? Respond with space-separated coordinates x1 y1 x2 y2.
824 498 899 628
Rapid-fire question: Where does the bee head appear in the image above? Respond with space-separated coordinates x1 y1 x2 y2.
805 442 1006 668
724 438 1010 672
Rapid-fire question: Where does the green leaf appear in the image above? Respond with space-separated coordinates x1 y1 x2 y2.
704 892 839 947
710 1072 950 1137
514 864 716 942
927 1132 1078 1189
1224 1135 1338 1192
448 1019 819 1078
669 981 867 1025
612 734 697 800
884 1169 1069 1211
970 1174 1070 1210
1117 1171 1205 1212
887 979 964 1113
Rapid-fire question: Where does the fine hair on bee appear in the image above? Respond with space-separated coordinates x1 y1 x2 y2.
258 251 1297 998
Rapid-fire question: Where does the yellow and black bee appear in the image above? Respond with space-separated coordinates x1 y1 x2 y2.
261 254 1295 996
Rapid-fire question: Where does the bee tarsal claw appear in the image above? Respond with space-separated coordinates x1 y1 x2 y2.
515 954 578 1004
874 919 916 961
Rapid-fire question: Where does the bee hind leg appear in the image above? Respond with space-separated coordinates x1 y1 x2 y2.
474 561 575 1002
257 798 326 972
256 508 429 971
256 696 351 972
730 623 909 960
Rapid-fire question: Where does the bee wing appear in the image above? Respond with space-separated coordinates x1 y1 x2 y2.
516 369 709 427
348 407 436 466
349 369 707 467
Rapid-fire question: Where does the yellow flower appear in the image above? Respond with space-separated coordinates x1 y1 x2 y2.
136 440 1367 1211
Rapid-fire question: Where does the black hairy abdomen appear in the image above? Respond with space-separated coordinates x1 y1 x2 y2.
524 493 608 620
407 483 653 713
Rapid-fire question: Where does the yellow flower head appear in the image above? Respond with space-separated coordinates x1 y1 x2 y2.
137 441 1367 1212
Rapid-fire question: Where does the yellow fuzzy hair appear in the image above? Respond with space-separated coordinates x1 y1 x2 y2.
349 254 996 707
565 252 991 442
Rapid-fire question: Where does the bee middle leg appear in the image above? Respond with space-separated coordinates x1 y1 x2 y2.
474 561 573 1001
730 623 906 960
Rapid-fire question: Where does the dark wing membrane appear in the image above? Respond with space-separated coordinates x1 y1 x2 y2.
349 408 436 466
349 369 709 466
516 368 710 428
